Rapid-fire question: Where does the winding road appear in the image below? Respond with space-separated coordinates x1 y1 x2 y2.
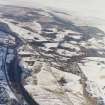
0 28 39 105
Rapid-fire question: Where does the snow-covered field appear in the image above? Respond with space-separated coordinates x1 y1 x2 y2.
0 4 105 105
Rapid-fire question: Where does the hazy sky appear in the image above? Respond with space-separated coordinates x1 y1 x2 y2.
0 0 105 19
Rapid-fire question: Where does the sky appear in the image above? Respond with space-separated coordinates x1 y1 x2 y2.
0 0 105 19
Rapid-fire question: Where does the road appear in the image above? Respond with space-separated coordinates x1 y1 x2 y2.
0 29 39 105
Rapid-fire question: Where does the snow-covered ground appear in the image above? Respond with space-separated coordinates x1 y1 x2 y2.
0 4 105 105
79 57 105 104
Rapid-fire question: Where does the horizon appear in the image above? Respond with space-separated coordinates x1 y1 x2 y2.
0 0 105 19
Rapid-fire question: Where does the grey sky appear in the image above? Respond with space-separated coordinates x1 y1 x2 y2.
0 0 105 19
